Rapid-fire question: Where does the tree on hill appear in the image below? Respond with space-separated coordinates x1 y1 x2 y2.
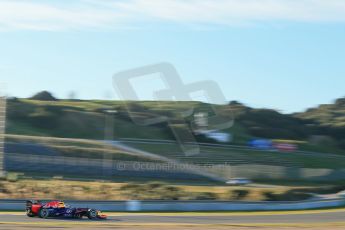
335 97 345 106
229 100 243 106
30 91 58 101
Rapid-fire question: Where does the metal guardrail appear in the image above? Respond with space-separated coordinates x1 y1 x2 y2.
1 199 344 212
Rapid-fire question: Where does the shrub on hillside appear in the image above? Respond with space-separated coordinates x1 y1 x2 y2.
263 191 312 201
193 192 218 200
231 189 250 200
30 91 57 101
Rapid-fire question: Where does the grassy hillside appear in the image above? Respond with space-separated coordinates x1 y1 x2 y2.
295 97 345 149
6 98 242 142
4 97 345 153
295 98 345 127
6 99 174 140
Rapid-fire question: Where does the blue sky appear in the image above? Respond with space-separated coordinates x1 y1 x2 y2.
0 0 345 113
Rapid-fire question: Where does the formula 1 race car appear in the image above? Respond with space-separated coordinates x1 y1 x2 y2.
26 200 107 220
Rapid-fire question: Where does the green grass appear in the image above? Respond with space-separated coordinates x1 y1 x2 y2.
6 134 162 162
126 141 345 169
7 99 175 140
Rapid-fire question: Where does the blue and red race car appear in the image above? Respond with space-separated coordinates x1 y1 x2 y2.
26 200 107 220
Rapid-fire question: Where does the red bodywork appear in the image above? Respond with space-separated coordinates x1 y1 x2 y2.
30 201 60 215
30 203 42 215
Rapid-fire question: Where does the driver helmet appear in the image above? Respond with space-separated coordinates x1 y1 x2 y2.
58 202 65 208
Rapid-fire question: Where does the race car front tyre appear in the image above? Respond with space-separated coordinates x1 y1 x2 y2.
87 209 98 219
39 208 50 219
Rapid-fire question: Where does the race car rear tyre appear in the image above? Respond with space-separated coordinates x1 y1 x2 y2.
39 208 50 219
87 209 98 219
26 209 35 217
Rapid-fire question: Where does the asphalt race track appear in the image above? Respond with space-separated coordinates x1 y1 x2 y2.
0 210 345 229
